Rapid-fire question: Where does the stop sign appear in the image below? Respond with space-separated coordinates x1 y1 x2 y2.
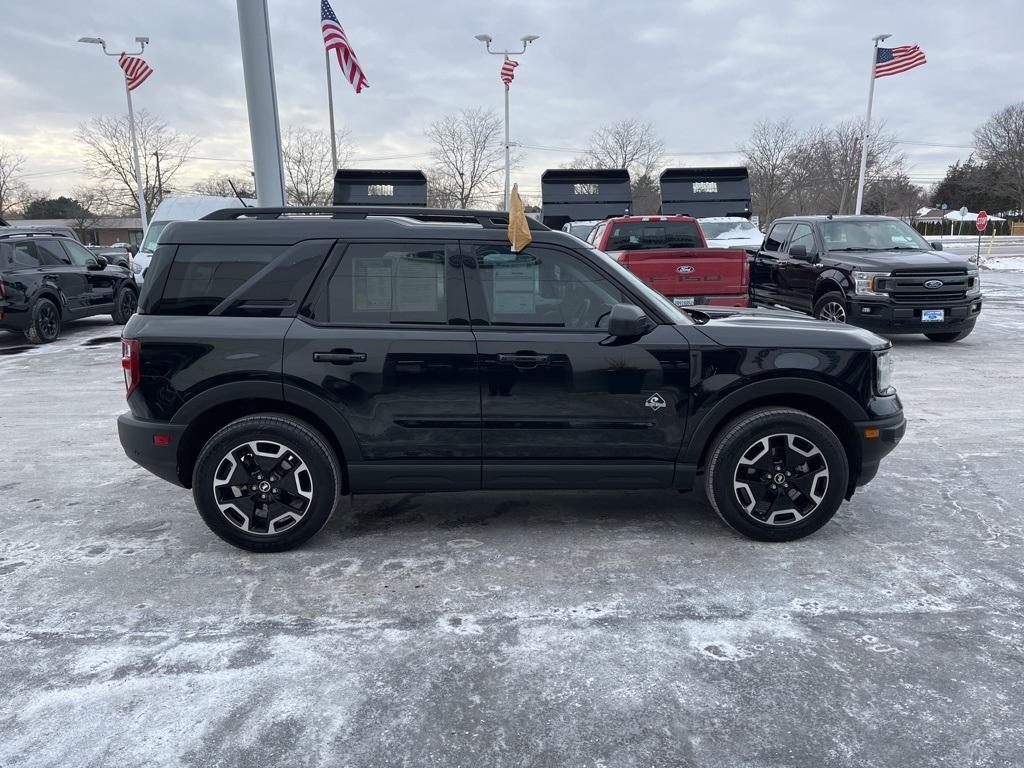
977 210 988 231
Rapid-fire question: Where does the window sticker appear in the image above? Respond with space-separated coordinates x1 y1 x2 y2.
352 257 392 311
492 262 537 314
393 253 442 313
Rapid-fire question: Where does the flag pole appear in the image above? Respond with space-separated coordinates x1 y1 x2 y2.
325 50 338 173
123 76 149 231
503 55 511 211
854 33 890 215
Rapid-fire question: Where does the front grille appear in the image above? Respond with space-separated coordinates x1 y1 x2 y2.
889 270 968 304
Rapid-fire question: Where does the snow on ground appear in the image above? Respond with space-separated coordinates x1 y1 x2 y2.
987 255 1024 272
1 277 1024 767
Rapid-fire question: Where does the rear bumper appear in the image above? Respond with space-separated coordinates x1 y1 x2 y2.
118 412 187 487
848 296 982 334
851 411 906 489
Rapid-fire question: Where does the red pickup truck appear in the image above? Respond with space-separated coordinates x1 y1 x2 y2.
587 215 749 308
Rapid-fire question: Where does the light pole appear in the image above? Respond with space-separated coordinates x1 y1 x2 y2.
854 33 891 216
78 35 151 230
474 33 539 210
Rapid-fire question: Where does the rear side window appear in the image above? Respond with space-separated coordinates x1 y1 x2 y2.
605 221 702 250
37 240 71 266
154 245 282 315
8 241 40 267
764 223 794 252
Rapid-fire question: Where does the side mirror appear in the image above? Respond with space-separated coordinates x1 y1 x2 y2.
88 255 108 270
930 241 943 251
607 303 655 337
789 244 816 261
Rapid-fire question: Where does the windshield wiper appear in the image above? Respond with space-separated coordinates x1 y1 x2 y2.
887 246 926 251
828 247 878 252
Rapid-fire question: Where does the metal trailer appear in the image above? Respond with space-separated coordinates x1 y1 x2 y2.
659 167 751 218
333 169 428 207
540 168 632 231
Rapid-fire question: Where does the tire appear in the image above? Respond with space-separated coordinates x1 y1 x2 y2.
704 407 849 542
24 297 62 344
112 285 138 324
925 327 973 343
192 414 342 552
812 291 848 324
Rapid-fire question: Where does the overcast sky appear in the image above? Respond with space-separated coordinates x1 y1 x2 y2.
2 0 1021 204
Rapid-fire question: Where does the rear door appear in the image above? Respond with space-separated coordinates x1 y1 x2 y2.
283 240 481 491
463 240 689 489
752 222 793 306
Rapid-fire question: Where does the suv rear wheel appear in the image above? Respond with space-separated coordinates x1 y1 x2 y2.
112 285 138 324
192 414 342 552
812 291 848 324
704 407 849 542
24 297 61 344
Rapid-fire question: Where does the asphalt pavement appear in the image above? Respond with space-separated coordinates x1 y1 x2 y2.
1 274 1023 767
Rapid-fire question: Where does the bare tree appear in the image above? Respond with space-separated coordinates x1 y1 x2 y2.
192 172 256 200
282 126 353 206
76 110 198 218
66 186 111 243
740 119 801 223
425 108 504 208
579 119 665 179
0 145 28 217
973 102 1024 214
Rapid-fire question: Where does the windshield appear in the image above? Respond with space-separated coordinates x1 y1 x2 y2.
140 221 169 254
822 219 931 251
701 220 761 239
605 220 702 251
583 243 691 325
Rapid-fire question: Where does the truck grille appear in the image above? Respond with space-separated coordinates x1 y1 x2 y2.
889 270 968 305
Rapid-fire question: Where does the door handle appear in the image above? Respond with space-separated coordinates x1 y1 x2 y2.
313 351 367 364
497 353 550 367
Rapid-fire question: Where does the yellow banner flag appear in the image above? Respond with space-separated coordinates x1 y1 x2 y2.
507 183 532 253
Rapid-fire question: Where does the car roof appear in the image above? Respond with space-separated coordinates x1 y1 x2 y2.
160 206 590 248
602 215 698 224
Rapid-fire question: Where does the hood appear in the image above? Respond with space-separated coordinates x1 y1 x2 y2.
831 249 971 272
688 305 888 350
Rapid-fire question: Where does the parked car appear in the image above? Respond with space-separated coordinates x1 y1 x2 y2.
132 195 255 284
86 244 131 269
561 220 601 241
751 215 982 342
699 216 764 251
118 205 905 551
0 231 138 343
588 215 749 308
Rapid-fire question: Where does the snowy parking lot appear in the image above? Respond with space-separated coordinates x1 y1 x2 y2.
1 270 1023 767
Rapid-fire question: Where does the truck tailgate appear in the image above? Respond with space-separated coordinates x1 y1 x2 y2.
614 248 749 305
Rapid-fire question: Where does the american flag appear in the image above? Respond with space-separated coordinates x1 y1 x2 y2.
875 45 927 78
500 59 518 86
118 53 153 91
321 0 368 93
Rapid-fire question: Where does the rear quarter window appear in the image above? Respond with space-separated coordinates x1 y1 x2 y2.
152 245 282 315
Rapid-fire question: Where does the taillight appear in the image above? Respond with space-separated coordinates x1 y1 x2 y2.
122 338 140 397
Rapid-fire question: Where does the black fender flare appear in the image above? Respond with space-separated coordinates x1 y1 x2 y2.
679 375 868 465
815 269 850 298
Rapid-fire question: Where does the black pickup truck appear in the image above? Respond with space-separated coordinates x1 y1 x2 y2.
751 215 982 342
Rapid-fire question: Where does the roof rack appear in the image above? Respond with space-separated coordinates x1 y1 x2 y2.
201 206 551 231
0 229 74 240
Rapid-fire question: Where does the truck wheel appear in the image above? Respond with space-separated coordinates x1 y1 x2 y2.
24 298 62 344
812 292 848 324
112 285 138 324
704 407 849 542
192 414 342 552
925 327 973 343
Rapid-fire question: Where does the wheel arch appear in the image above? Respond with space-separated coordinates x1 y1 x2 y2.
813 271 848 301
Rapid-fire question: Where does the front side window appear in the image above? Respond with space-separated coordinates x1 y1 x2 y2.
61 240 97 266
37 239 72 265
604 220 702 251
764 223 794 253
787 224 815 254
323 243 449 325
470 244 630 329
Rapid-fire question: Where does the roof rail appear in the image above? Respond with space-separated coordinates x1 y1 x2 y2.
201 206 551 231
0 229 73 240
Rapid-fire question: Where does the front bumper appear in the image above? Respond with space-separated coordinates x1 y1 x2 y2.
118 412 187 487
848 296 982 334
850 411 906 490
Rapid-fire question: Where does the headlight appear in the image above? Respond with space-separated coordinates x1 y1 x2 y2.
967 268 981 294
131 261 143 274
854 271 891 296
875 350 895 395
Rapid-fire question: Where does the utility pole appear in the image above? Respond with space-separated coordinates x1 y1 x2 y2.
474 33 539 210
153 150 163 205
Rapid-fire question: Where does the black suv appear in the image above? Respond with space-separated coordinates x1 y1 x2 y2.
0 230 139 342
751 215 982 342
118 207 905 551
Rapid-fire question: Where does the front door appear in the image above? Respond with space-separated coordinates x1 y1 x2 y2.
462 241 689 489
61 240 118 310
283 241 481 491
778 223 819 311
34 239 90 314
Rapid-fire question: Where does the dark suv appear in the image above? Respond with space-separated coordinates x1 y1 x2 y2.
0 230 139 342
118 207 905 551
751 215 982 342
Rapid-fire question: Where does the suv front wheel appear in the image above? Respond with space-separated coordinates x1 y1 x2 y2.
192 414 342 552
812 291 848 324
704 407 849 542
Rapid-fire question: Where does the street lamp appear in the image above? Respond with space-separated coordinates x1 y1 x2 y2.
78 35 151 230
474 33 539 210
